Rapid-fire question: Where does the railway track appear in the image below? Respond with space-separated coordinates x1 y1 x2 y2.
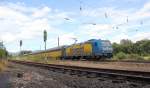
72 59 150 63
9 60 150 81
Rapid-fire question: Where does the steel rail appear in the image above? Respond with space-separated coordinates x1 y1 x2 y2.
9 60 150 81
76 59 150 63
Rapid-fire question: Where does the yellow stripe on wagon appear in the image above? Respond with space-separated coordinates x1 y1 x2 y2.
83 43 92 55
65 43 92 56
46 50 62 59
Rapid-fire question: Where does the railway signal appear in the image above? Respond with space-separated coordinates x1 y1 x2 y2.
20 40 22 51
19 40 22 55
43 30 47 50
43 30 47 62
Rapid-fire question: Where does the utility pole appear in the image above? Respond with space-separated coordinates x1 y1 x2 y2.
58 36 59 47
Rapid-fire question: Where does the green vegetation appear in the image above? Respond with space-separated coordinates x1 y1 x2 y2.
114 52 144 60
113 39 150 60
0 49 7 58
24 55 44 62
0 42 7 59
114 52 126 60
12 55 48 63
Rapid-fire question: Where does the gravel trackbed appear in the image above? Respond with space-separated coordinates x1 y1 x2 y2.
0 62 150 88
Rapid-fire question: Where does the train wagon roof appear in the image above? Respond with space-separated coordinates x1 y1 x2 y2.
28 46 66 55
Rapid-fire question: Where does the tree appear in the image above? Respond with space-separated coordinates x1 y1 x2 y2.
112 43 121 55
0 42 7 58
135 39 150 55
112 39 150 56
0 49 6 58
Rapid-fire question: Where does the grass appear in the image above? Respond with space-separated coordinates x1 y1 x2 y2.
11 55 64 65
144 56 150 60
13 56 49 62
113 52 150 61
0 60 7 72
11 53 150 65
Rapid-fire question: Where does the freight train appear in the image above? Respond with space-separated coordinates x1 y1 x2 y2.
26 39 113 60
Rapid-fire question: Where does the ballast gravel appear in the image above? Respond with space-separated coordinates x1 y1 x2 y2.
0 62 149 88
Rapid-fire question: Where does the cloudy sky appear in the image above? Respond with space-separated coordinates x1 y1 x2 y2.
0 0 150 52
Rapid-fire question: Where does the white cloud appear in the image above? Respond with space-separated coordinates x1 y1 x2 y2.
131 32 150 42
0 1 150 52
141 2 150 12
80 1 150 25
0 3 71 44
32 6 51 18
76 1 150 43
60 33 77 45
111 32 150 43
0 32 16 43
79 24 113 38
45 33 77 48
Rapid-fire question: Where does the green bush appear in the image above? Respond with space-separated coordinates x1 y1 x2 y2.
115 52 127 60
114 53 145 61
127 54 144 60
0 49 6 58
